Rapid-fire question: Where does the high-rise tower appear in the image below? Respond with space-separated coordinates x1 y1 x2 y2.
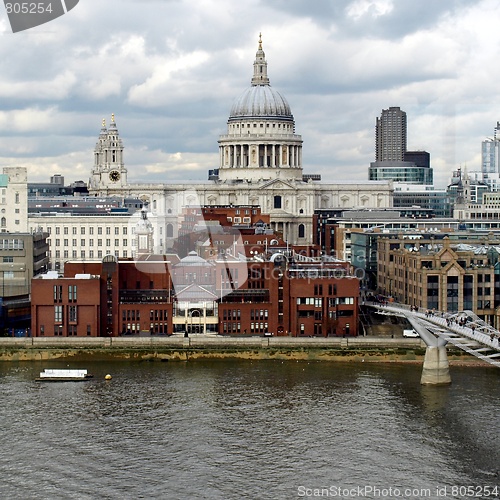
375 106 407 161
481 121 500 191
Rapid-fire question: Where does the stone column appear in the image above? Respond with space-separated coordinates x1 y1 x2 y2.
420 346 451 385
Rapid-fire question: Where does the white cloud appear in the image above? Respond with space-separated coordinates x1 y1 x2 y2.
345 0 394 20
0 0 499 191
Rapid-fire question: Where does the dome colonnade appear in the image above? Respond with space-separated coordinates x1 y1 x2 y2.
218 34 303 182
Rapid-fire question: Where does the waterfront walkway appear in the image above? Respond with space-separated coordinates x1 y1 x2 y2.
370 302 500 367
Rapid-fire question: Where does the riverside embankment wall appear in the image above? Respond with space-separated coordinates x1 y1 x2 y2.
0 336 471 363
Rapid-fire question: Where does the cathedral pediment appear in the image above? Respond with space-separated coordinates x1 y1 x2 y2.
259 178 296 190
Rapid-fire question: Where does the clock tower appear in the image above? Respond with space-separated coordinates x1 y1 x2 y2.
89 114 127 193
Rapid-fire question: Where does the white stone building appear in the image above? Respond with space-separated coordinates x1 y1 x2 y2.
87 37 393 248
0 167 28 233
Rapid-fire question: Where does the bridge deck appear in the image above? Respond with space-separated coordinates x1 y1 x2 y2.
368 303 500 367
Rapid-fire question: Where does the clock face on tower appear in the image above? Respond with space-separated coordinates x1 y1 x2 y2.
109 170 121 182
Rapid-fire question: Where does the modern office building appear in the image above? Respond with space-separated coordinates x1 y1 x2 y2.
369 161 433 184
481 121 500 191
371 107 433 184
0 231 49 334
393 184 451 217
377 233 500 327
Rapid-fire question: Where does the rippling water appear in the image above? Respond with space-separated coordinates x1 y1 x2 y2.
0 360 499 499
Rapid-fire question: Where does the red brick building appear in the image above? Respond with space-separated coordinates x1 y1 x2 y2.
31 250 359 338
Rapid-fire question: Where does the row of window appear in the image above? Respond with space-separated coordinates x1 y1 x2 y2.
295 285 341 298
49 325 92 336
52 226 129 235
230 122 293 130
53 285 77 302
50 239 130 247
43 224 173 237
54 305 78 323
220 309 270 320
51 250 127 260
0 238 24 250
121 323 169 334
121 309 169 321
221 322 270 333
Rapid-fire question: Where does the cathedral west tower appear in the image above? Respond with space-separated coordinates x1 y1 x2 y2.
89 114 127 191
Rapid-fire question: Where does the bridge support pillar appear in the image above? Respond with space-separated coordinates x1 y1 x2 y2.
421 346 451 385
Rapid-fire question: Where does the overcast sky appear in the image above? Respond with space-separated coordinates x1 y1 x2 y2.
0 0 498 188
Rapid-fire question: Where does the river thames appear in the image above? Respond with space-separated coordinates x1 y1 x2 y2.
0 360 499 500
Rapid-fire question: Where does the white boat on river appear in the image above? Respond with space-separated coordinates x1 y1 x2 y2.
35 369 94 382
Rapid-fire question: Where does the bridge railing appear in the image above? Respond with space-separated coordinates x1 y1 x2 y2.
367 301 500 351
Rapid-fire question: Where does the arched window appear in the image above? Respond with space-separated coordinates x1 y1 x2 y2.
298 224 305 238
1 217 6 227
166 223 173 238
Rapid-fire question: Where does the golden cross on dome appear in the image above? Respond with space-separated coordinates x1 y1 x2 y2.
258 32 262 50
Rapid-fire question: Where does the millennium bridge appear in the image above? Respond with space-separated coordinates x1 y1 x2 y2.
368 301 500 384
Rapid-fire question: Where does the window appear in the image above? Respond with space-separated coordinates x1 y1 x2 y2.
298 224 305 238
54 305 63 322
274 196 282 209
69 305 77 322
72 227 77 235
115 227 119 235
